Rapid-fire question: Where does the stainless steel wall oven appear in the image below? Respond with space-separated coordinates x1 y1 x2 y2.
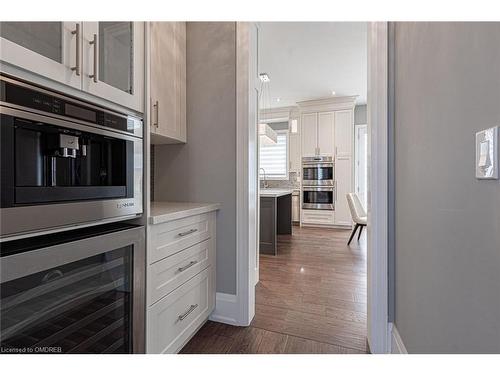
0 76 143 238
302 156 334 186
0 223 145 353
302 186 335 211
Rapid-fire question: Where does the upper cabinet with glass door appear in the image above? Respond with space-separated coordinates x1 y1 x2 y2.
0 22 144 113
0 22 82 89
82 22 144 112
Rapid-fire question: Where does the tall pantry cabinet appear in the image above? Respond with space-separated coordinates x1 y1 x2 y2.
298 97 356 227
333 110 354 226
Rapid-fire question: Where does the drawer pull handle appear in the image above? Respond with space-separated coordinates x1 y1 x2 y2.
178 228 198 237
178 260 198 273
178 304 198 321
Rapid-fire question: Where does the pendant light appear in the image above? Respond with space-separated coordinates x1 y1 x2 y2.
258 73 277 145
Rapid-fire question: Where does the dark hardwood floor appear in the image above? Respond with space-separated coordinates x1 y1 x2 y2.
180 225 368 354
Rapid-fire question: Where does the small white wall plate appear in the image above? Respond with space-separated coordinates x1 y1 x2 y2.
475 126 498 179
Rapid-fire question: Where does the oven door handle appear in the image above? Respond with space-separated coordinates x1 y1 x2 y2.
303 187 334 192
302 163 334 167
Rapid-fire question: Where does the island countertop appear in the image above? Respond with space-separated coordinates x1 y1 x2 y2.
150 201 220 224
259 188 294 198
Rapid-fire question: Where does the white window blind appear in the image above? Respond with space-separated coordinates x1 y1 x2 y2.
260 132 288 179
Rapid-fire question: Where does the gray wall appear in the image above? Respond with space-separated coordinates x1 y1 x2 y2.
394 22 500 353
354 104 367 125
154 22 237 294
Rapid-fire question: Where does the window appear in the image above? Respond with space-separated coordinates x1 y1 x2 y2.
259 131 288 180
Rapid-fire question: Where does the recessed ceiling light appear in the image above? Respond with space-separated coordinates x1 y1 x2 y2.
276 98 281 102
331 91 336 96
259 73 270 82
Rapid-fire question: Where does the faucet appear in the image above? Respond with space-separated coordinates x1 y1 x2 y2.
259 167 269 189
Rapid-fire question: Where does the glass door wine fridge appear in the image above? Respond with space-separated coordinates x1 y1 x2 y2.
0 223 145 354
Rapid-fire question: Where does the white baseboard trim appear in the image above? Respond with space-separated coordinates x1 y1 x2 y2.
209 292 240 326
391 323 408 354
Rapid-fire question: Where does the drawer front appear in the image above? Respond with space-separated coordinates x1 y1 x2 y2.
147 267 215 354
302 209 335 225
149 213 212 264
148 239 214 306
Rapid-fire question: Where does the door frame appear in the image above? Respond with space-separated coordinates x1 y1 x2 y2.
355 123 368 210
235 22 391 352
366 21 390 353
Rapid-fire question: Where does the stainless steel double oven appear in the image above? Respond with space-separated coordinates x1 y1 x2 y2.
0 76 145 353
302 156 335 210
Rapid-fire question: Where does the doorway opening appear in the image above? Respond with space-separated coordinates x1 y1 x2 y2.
181 22 390 355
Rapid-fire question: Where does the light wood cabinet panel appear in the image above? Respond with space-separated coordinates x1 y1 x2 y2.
150 22 186 144
301 113 318 157
318 112 335 156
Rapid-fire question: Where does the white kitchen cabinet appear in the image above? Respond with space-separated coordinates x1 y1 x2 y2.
298 97 356 228
82 22 144 112
301 113 318 157
301 111 335 157
301 209 335 226
147 205 218 354
149 22 186 144
0 21 144 112
147 267 214 354
292 192 300 222
289 132 301 174
333 110 353 226
318 112 335 156
0 22 82 89
288 114 301 174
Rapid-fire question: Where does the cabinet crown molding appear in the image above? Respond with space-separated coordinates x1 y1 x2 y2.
297 95 357 113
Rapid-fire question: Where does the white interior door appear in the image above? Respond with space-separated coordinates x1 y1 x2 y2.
0 22 82 89
355 124 368 210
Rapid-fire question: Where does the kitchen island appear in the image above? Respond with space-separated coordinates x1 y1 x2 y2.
259 189 293 255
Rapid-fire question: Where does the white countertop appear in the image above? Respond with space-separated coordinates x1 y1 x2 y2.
259 188 294 198
150 201 220 224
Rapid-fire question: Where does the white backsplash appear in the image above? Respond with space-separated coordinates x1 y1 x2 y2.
260 172 301 189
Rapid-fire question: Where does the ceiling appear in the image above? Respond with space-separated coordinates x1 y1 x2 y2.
258 22 367 108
